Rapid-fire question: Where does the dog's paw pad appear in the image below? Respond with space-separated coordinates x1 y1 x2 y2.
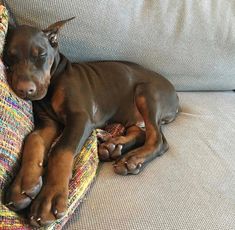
6 175 43 211
110 144 122 159
5 159 45 210
113 155 144 175
98 145 111 161
98 142 122 161
53 195 67 219
29 186 68 227
22 176 43 199
5 197 32 211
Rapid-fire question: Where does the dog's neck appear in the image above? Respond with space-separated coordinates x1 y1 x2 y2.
50 51 69 82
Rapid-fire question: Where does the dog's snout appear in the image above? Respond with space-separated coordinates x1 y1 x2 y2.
16 81 36 98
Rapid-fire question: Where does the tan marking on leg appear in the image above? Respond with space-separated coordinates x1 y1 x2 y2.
22 125 60 166
51 86 65 115
47 150 74 184
136 96 161 152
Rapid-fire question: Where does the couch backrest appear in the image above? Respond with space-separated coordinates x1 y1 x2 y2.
4 0 235 91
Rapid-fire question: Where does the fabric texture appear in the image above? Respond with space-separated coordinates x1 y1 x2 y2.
0 5 99 229
65 91 235 230
4 0 235 90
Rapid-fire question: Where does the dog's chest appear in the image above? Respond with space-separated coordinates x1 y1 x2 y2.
51 85 66 119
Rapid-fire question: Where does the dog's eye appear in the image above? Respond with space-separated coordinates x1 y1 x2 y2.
32 53 47 63
8 49 17 58
38 53 47 59
7 49 19 63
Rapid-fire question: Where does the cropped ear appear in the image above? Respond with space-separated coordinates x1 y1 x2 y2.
43 17 75 47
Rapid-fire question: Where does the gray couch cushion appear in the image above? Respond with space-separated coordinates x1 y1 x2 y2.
64 92 235 230
4 0 235 90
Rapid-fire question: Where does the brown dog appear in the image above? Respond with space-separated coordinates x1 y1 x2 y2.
4 18 179 226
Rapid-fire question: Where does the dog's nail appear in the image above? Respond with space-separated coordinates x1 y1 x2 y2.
137 163 142 169
107 143 115 151
6 201 13 206
125 161 128 165
54 209 58 215
30 216 34 220
38 162 43 167
37 217 41 222
117 144 123 150
21 191 26 195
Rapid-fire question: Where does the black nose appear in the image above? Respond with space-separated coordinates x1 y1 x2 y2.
16 81 36 98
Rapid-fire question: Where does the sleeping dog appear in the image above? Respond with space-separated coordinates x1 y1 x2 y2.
4 18 179 226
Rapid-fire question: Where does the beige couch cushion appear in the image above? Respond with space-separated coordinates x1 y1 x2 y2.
64 92 235 230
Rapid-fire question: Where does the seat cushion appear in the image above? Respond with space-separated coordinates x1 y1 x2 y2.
4 0 235 90
64 91 235 230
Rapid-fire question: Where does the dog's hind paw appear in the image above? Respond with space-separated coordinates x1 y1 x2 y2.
113 150 145 175
98 142 123 161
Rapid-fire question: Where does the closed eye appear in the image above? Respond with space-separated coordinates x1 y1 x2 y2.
40 52 47 57
38 52 47 59
32 52 47 63
7 50 19 64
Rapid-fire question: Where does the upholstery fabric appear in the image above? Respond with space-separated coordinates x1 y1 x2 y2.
4 0 235 90
64 92 235 230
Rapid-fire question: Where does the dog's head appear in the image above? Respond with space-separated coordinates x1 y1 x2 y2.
3 17 75 100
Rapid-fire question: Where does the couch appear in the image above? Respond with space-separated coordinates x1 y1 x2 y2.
3 0 235 229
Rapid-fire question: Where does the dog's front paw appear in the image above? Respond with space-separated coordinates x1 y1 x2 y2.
5 164 43 211
29 183 68 227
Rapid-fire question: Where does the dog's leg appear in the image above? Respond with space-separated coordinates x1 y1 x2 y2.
5 119 61 211
98 125 145 161
113 83 170 175
29 112 92 227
